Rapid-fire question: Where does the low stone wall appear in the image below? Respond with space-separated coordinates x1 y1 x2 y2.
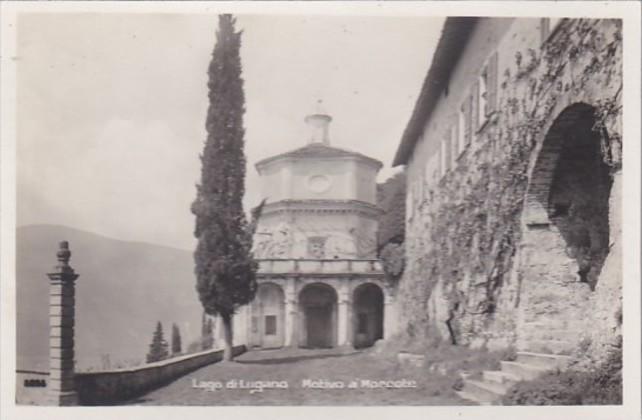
75 345 246 405
16 370 49 405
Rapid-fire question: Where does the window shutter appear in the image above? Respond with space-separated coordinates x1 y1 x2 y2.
464 95 472 146
472 80 480 132
540 18 549 43
444 133 452 172
451 123 458 164
488 52 499 113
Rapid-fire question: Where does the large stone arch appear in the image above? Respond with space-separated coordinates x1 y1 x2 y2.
518 102 614 354
352 282 384 348
249 282 286 349
298 282 338 348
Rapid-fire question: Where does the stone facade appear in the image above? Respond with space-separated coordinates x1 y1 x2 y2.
393 18 622 356
239 111 396 349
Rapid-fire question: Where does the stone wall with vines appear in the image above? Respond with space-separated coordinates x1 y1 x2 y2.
399 18 622 350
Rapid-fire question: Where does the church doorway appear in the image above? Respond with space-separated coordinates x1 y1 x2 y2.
250 283 285 349
352 283 384 348
299 283 337 348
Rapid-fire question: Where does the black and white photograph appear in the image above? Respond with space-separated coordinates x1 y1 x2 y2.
1 1 640 419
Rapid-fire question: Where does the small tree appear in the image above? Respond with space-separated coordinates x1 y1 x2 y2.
192 14 262 361
146 321 169 363
171 323 182 355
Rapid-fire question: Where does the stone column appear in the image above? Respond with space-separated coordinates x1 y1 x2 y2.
384 291 397 340
47 241 79 406
284 278 298 347
337 283 352 347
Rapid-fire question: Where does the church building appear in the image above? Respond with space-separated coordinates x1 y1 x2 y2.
243 108 396 349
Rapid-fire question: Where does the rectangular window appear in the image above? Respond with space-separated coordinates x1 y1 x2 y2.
449 125 458 167
407 182 414 219
265 315 277 335
472 81 480 135
463 94 473 146
487 52 498 115
458 109 466 155
251 316 258 333
440 137 448 176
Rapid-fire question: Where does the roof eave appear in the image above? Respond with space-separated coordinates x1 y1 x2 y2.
392 17 478 167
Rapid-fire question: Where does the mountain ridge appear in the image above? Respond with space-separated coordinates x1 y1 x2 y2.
16 224 204 371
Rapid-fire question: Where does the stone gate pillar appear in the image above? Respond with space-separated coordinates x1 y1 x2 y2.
47 241 79 406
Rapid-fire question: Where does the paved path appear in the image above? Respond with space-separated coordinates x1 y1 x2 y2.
130 347 471 406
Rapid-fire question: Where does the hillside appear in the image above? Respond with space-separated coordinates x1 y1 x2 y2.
16 225 204 371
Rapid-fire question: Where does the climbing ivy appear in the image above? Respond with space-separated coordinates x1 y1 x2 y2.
400 19 622 346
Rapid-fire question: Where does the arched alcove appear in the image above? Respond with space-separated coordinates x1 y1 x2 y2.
298 283 338 348
352 283 384 348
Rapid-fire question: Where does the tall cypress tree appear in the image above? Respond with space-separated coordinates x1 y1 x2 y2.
192 14 258 362
146 321 169 363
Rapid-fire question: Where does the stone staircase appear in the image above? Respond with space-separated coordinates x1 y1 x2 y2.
456 351 571 405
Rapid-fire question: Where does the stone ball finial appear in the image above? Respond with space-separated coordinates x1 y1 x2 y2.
57 241 71 266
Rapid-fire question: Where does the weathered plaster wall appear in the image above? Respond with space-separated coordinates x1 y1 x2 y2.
400 18 622 355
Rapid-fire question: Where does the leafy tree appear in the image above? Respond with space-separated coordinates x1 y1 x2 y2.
191 15 262 361
376 171 406 249
171 323 182 355
146 321 169 363
377 172 406 284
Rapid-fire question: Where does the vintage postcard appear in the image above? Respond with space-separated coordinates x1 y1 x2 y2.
1 1 640 420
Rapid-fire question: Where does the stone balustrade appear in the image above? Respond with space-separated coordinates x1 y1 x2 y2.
257 258 383 275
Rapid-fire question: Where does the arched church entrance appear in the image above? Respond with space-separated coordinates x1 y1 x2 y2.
352 283 384 348
299 283 337 348
519 103 613 353
250 283 285 349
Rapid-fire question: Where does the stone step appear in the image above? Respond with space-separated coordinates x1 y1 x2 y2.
517 339 574 355
519 329 574 342
462 378 509 403
500 361 549 381
455 390 493 406
483 370 521 385
516 351 571 370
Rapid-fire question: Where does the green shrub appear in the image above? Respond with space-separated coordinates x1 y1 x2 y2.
502 346 622 405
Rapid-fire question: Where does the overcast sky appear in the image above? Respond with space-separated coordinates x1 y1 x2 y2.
16 12 444 250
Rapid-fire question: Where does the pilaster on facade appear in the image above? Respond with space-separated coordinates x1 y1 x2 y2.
337 283 353 347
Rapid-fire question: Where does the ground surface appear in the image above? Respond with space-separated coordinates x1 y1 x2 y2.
130 347 471 406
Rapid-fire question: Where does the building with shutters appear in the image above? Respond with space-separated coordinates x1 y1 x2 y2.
393 17 622 359
231 108 398 350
